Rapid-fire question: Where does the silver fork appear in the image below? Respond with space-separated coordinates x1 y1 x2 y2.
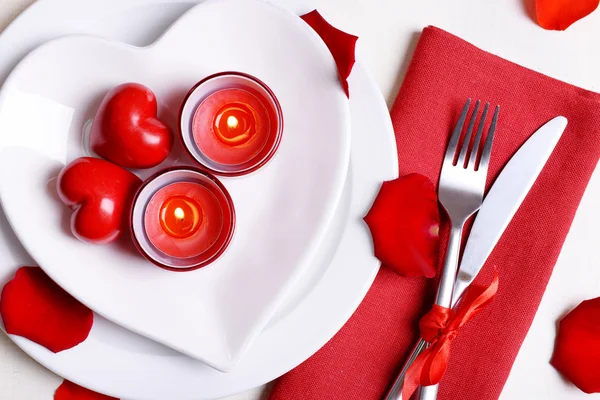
383 99 500 400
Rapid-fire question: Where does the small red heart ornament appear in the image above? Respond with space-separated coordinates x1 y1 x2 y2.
57 157 142 244
90 83 173 169
0 267 93 353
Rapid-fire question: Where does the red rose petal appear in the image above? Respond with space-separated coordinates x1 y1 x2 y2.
536 0 600 30
55 381 118 400
551 297 600 393
364 174 440 278
0 267 93 353
301 10 358 97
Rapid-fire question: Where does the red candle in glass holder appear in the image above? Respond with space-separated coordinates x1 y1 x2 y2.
180 72 283 176
130 168 235 271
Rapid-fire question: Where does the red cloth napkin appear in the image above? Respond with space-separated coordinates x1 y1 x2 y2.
269 26 600 400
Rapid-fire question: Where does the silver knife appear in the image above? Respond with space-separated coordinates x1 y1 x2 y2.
383 116 568 400
451 115 567 305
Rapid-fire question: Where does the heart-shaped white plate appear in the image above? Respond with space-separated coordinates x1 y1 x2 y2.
0 0 350 371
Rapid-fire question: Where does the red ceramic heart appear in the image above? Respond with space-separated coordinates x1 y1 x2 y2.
57 157 142 244
90 83 173 169
551 297 600 393
364 173 440 278
0 267 93 353
55 381 118 400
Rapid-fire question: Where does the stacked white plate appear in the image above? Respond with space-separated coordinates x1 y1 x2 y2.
0 0 397 399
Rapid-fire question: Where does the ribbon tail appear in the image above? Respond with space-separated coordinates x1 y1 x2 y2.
402 340 451 399
420 340 452 386
452 271 500 328
403 348 430 400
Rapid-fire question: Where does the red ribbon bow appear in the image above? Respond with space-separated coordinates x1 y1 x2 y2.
402 272 499 400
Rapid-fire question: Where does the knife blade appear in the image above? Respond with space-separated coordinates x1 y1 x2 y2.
451 115 568 306
384 115 568 400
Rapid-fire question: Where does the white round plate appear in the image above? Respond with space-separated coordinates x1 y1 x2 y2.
0 0 351 371
0 0 398 399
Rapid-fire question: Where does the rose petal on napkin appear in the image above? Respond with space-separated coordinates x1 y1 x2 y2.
536 0 600 30
0 267 93 353
301 10 358 97
551 298 600 393
364 174 440 278
55 381 118 400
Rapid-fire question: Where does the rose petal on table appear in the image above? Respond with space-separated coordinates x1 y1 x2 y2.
551 297 600 393
301 10 358 97
0 267 93 353
55 381 118 400
364 174 440 278
536 0 600 30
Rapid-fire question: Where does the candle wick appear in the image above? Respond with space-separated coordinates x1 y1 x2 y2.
227 115 239 130
174 207 185 220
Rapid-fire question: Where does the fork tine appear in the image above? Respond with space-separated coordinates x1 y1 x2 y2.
445 99 471 163
457 100 480 167
468 102 489 168
478 105 500 172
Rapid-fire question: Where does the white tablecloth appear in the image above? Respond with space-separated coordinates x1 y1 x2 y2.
1 1 600 399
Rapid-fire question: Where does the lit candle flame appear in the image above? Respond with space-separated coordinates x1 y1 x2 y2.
227 115 239 129
174 207 185 220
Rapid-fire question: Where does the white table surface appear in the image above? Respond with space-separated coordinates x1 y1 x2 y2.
1 1 600 399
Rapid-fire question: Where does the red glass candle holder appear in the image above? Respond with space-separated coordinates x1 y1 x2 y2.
130 168 235 272
179 72 283 176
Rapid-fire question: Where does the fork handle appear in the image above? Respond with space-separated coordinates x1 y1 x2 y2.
433 224 463 308
417 224 463 400
382 225 463 400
